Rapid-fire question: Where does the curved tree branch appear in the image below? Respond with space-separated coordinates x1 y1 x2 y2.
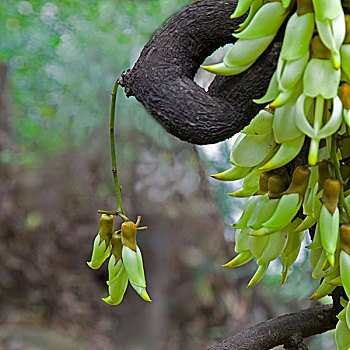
208 305 341 350
118 0 282 145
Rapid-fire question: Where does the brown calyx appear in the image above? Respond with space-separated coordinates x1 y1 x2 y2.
339 83 350 110
322 179 340 214
310 36 332 60
111 232 123 262
282 166 311 197
297 0 314 15
121 221 137 251
340 224 350 255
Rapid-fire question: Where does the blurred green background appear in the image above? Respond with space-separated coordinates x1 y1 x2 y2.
0 1 333 349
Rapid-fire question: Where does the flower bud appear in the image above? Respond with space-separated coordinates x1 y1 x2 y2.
322 179 340 214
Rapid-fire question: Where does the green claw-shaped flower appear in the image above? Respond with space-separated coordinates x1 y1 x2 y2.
341 250 350 300
271 11 314 106
296 95 343 139
87 214 114 269
319 179 340 266
203 1 290 76
280 11 315 62
234 0 264 31
247 194 280 230
261 167 310 229
336 301 350 350
248 234 268 259
130 283 151 302
307 223 322 250
230 132 277 169
261 192 300 229
201 61 254 76
308 268 338 300
247 173 289 230
211 165 252 181
122 245 146 288
247 262 269 288
253 72 279 104
87 234 112 269
294 215 317 231
257 229 288 265
223 250 253 268
259 135 305 171
227 168 263 197
233 195 262 229
303 59 341 98
272 88 303 143
122 245 151 302
241 109 274 135
233 2 288 40
234 228 251 253
103 254 128 305
281 219 304 284
230 0 254 19
275 55 308 102
311 248 327 279
295 94 342 165
233 171 288 229
313 0 345 68
341 44 350 79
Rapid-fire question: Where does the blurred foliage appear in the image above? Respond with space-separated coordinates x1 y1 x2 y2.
0 0 191 165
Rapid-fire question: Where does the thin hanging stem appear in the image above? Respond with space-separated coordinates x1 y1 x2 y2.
110 80 125 218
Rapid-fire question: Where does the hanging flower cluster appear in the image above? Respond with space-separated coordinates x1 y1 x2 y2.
204 1 350 348
87 214 151 305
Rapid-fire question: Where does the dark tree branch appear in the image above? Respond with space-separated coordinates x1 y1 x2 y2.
207 305 341 350
118 0 281 145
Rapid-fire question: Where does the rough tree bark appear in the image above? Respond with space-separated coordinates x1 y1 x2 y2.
119 0 343 348
118 0 282 144
208 304 341 350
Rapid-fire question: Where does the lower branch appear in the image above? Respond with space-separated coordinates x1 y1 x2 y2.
208 305 341 350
